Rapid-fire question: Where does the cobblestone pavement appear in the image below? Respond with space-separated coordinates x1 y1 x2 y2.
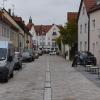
0 56 46 100
49 56 100 100
0 55 100 100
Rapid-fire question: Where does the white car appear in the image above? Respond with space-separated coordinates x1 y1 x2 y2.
49 51 56 55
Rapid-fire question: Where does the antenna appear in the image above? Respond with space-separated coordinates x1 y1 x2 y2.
12 4 15 16
3 0 7 9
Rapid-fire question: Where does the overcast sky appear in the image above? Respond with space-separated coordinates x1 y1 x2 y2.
0 0 81 25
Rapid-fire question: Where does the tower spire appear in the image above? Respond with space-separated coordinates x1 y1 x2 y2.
29 16 32 23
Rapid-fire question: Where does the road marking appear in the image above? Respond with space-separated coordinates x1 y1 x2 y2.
46 61 50 72
45 81 51 88
44 88 51 100
46 72 51 82
44 60 52 100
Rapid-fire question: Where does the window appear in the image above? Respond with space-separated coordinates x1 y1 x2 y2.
7 29 9 38
48 37 50 40
0 48 7 60
80 24 82 34
84 41 87 51
52 32 57 36
80 41 82 51
92 19 95 29
2 26 4 37
43 42 45 45
85 24 87 33
83 7 85 15
93 43 95 54
48 42 50 46
40 42 42 45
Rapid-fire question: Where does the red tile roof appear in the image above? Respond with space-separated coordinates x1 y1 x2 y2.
84 0 97 12
14 16 22 22
78 0 97 20
34 25 52 36
26 23 62 36
26 23 34 30
67 12 78 22
89 4 100 13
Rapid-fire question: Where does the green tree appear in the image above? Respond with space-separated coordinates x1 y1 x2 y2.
59 22 77 47
55 36 61 50
59 22 78 59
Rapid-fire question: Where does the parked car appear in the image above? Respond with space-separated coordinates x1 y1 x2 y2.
14 52 22 70
38 50 43 56
0 41 15 82
22 49 34 62
34 53 39 59
49 51 56 55
76 51 97 66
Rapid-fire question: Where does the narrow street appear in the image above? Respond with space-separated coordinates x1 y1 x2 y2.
0 55 100 100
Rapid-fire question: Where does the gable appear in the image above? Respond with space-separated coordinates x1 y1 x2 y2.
78 0 96 21
46 25 60 37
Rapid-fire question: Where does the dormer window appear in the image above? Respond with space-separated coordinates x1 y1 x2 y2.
82 7 85 15
52 32 57 36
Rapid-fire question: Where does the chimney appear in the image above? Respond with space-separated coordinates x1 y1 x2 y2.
8 9 11 15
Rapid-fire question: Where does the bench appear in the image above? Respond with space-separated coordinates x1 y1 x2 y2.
90 66 99 74
85 65 93 72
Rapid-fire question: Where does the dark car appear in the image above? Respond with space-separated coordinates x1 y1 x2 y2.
22 49 34 62
14 52 22 70
76 51 97 66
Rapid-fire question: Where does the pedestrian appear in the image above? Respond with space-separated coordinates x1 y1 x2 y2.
72 54 78 67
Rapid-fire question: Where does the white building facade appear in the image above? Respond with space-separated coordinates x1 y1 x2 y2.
89 7 100 64
45 25 60 51
35 24 60 52
78 1 89 51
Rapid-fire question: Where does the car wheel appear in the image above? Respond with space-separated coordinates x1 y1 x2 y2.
3 75 8 83
83 60 86 66
19 64 22 70
3 77 8 83
10 71 14 78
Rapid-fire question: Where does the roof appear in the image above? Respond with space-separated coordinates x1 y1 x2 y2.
84 0 97 12
26 23 34 30
34 25 53 36
78 0 96 20
14 17 22 22
26 23 62 36
67 12 78 22
89 4 100 13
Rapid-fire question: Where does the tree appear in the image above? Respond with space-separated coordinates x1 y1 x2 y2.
60 22 77 46
59 21 78 59
55 36 61 50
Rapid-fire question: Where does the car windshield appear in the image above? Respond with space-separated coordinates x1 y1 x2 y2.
80 52 87 57
87 52 93 56
0 48 7 61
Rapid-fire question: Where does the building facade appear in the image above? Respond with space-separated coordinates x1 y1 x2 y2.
0 9 24 51
78 0 96 51
89 4 100 64
34 24 60 52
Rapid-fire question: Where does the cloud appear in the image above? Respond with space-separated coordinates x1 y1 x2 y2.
0 0 81 25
